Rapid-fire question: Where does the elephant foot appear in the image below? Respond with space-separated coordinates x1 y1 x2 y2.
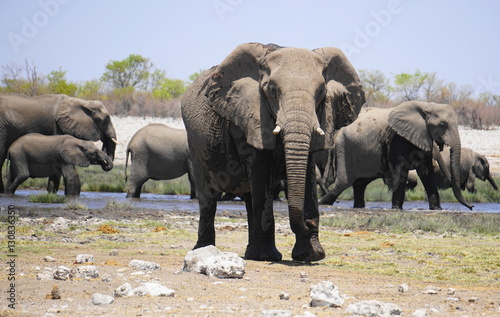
193 240 215 250
318 194 336 205
245 242 282 261
292 234 325 262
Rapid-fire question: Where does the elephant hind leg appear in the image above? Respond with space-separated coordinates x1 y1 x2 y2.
126 176 148 198
6 160 29 194
47 173 61 193
194 188 220 249
352 178 376 208
318 180 351 205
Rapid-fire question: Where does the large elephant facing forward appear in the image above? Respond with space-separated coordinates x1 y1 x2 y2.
6 133 113 195
319 101 473 210
182 43 365 262
0 94 117 192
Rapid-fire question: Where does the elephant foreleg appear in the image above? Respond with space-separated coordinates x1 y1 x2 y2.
352 178 375 208
61 165 81 196
245 151 281 261
47 173 61 194
416 164 441 210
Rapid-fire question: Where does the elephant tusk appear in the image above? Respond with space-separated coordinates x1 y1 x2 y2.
111 138 118 144
273 125 281 135
316 127 325 136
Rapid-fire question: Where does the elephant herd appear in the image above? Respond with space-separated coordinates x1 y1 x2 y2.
1 42 497 262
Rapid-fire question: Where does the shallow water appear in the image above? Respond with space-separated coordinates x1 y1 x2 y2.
1 190 499 213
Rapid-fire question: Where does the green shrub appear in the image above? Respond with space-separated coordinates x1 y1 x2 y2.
28 193 66 203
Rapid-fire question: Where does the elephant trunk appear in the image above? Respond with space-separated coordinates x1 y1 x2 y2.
98 152 114 172
280 94 325 261
449 140 473 210
486 170 499 190
101 124 117 160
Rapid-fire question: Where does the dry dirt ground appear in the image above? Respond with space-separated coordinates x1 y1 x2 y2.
1 206 499 317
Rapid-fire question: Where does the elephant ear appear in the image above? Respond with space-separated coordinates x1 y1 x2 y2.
388 102 433 152
206 43 281 150
313 47 366 115
56 96 101 141
60 139 91 167
312 47 365 150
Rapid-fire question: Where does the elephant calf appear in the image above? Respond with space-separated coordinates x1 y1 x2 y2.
6 133 113 195
125 123 195 198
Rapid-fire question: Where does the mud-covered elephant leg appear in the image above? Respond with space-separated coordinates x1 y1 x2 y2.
47 173 61 193
391 168 410 210
292 154 325 261
245 151 281 261
61 165 81 196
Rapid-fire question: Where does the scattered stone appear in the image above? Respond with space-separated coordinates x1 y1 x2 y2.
50 217 69 230
468 297 479 302
75 254 94 264
77 265 99 279
345 300 402 317
114 283 134 297
300 271 310 282
413 308 427 317
398 283 410 293
53 266 74 280
447 287 456 295
109 249 119 256
309 280 344 308
37 269 54 281
132 283 175 297
446 297 460 301
44 256 56 262
279 291 290 300
45 285 61 300
92 293 114 305
423 286 441 294
129 259 161 271
296 312 317 317
101 274 113 282
182 245 245 279
262 309 292 317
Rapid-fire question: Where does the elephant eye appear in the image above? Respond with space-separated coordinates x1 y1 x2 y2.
268 84 278 98
439 122 447 128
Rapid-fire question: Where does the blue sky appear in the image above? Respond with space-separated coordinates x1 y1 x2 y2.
1 0 499 96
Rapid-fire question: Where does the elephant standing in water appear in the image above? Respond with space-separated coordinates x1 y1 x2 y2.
319 101 473 210
406 147 498 193
125 123 196 198
0 94 117 192
6 134 113 195
182 43 365 261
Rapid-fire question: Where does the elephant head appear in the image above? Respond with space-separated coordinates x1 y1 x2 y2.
471 150 498 191
388 101 473 209
56 96 117 160
206 43 365 251
61 139 113 171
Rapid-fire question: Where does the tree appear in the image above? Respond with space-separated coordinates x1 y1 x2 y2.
393 70 429 102
77 79 103 100
101 54 152 90
359 69 391 104
152 78 187 100
46 67 77 96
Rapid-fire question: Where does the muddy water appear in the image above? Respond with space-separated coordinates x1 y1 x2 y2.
1 190 499 213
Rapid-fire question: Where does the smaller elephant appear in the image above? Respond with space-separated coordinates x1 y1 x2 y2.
125 123 196 198
6 133 113 195
434 147 498 193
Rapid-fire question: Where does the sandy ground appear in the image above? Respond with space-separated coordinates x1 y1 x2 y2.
1 207 499 317
110 116 500 174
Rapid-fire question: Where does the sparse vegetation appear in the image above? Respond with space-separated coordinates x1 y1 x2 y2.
28 193 66 203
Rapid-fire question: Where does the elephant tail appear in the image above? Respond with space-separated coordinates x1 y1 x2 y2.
124 148 130 182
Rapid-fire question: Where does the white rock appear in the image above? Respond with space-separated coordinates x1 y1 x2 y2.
447 287 456 295
132 283 175 297
53 266 74 280
44 256 56 262
129 259 161 271
398 283 410 293
423 286 441 294
92 293 114 305
413 308 427 317
77 265 99 279
345 300 402 317
279 291 290 300
75 254 94 264
114 283 133 297
183 245 245 278
310 280 344 307
261 309 292 317
50 217 68 230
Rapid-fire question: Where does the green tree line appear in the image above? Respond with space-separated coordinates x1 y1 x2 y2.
1 57 499 128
